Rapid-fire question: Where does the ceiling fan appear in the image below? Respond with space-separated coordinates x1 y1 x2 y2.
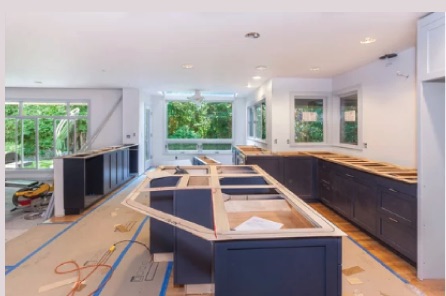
187 90 205 104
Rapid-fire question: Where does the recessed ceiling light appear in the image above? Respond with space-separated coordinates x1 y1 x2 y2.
182 64 194 69
309 67 320 72
246 84 252 88
34 81 43 84
360 37 376 44
252 76 262 80
255 65 267 71
245 32 260 39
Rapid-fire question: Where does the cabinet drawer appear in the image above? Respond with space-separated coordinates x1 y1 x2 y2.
378 186 416 226
378 214 417 262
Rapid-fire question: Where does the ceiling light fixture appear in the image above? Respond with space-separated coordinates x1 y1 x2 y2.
182 64 194 69
245 32 260 39
246 84 252 88
255 65 267 71
252 76 262 80
360 37 376 44
34 81 43 84
309 67 320 72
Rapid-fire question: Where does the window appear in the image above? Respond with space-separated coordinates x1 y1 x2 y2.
5 101 89 169
292 96 326 144
166 101 233 153
339 93 358 145
248 100 266 141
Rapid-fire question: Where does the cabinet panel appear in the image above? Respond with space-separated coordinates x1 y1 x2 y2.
378 213 417 262
282 157 316 201
245 156 283 183
418 12 445 81
331 172 354 219
379 187 416 225
352 180 378 235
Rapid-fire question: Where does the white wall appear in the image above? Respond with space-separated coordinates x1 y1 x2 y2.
246 80 272 149
332 47 417 167
5 87 123 180
271 77 332 152
122 88 145 174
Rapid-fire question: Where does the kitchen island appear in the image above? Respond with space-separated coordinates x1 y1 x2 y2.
122 164 345 296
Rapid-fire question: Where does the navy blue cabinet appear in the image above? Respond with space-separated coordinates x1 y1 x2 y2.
376 180 417 263
63 145 138 214
214 237 342 296
245 155 284 183
282 156 317 202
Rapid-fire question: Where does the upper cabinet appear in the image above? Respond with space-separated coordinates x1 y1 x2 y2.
417 12 445 81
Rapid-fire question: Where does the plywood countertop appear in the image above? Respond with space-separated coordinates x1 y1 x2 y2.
234 146 417 184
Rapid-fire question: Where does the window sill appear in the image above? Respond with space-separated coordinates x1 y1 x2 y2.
332 143 363 151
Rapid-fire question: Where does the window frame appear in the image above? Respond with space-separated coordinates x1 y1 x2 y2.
332 87 362 150
247 99 267 144
4 99 90 170
164 98 234 155
290 92 329 146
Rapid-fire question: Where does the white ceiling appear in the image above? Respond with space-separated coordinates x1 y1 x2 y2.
5 12 426 97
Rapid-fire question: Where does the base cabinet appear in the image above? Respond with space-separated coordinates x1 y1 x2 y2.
214 237 342 296
245 156 284 184
282 156 317 202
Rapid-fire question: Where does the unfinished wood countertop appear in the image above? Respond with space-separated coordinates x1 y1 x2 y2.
235 146 417 184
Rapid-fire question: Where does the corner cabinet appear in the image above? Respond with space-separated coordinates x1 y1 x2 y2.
418 12 445 81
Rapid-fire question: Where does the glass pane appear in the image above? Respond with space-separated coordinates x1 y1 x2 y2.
70 103 88 116
5 119 20 168
23 102 67 116
294 98 324 143
38 118 55 168
255 104 262 139
167 143 198 151
68 120 76 154
261 101 266 140
22 119 37 168
248 108 254 137
202 143 232 150
340 94 358 145
75 118 88 151
5 102 19 116
55 119 69 156
167 102 232 140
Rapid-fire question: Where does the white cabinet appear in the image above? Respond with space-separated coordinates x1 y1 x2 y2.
417 12 445 81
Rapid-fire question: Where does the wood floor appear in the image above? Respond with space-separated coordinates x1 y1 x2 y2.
310 203 445 296
164 203 444 296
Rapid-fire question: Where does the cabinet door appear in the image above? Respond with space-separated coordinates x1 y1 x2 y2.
331 172 354 219
110 151 118 189
352 179 378 235
103 153 112 193
318 160 334 206
282 157 315 201
418 12 445 81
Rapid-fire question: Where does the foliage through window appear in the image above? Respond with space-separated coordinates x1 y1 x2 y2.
340 93 358 145
5 101 89 169
248 100 266 141
166 101 232 152
293 97 325 143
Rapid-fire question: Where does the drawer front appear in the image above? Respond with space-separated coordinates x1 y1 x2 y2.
379 214 417 262
379 186 416 226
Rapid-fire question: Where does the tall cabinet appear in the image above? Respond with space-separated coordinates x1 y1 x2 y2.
417 12 445 279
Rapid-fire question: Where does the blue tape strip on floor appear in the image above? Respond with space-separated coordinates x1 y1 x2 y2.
159 262 173 296
347 236 409 284
94 216 149 296
5 176 143 276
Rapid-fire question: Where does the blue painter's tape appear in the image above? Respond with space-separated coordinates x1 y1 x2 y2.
6 176 143 276
94 216 149 296
347 236 409 283
159 262 173 296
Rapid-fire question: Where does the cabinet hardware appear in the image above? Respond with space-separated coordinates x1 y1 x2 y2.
388 188 397 193
388 217 399 223
345 173 355 178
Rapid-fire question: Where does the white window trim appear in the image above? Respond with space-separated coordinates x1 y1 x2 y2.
332 86 363 151
289 92 330 147
163 99 234 154
247 98 267 144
